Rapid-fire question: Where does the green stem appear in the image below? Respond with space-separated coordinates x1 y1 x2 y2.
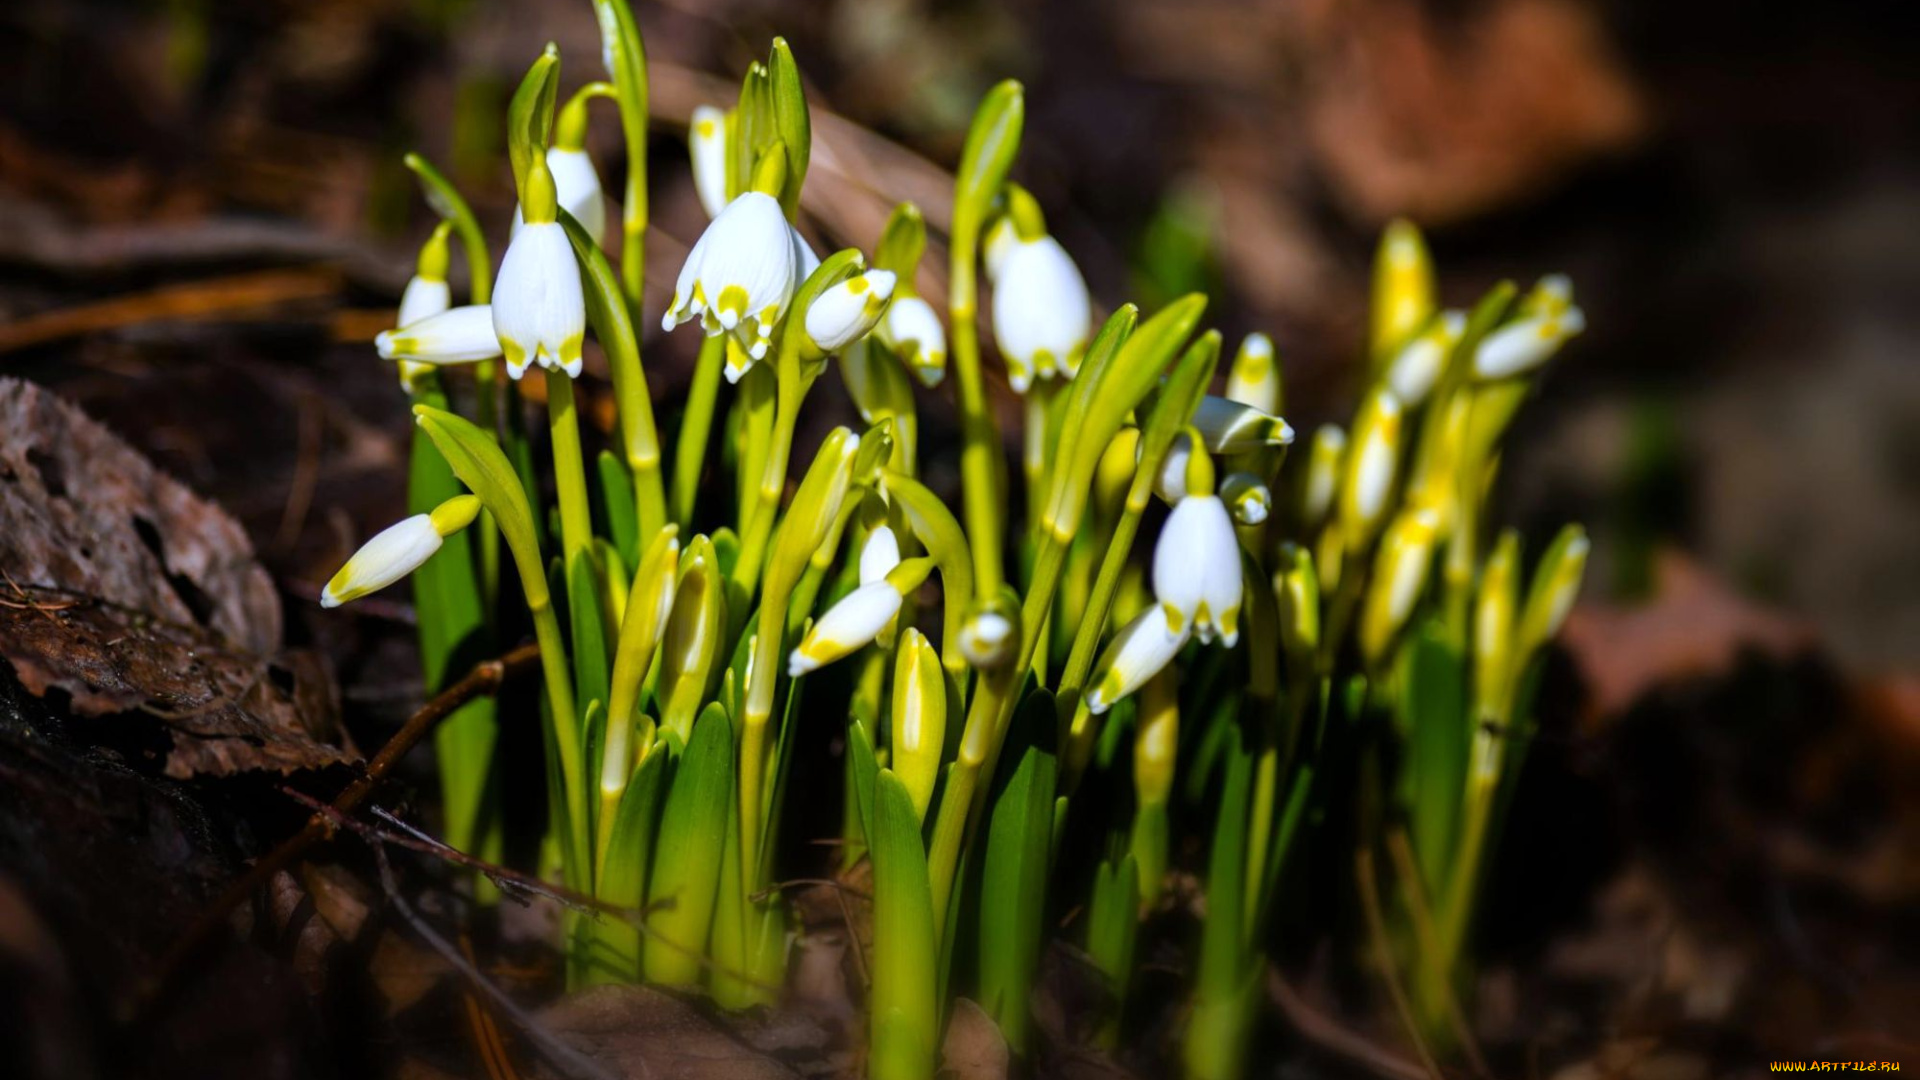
545 371 611 796
733 383 802 597
671 334 727 531
949 250 1005 594
530 598 589 889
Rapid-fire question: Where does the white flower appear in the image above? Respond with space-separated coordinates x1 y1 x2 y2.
879 295 947 388
511 147 608 248
495 217 585 380
1193 395 1295 454
1384 310 1465 407
1473 306 1585 381
376 306 503 365
689 105 730 219
1342 390 1403 539
663 191 798 372
1086 605 1189 714
1226 332 1280 415
793 227 821 280
859 525 901 586
322 496 480 608
1359 509 1439 664
1301 424 1346 527
805 270 896 355
991 235 1091 394
957 608 1016 669
788 581 902 676
1153 493 1243 646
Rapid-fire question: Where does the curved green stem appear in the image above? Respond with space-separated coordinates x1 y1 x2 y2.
671 334 727 531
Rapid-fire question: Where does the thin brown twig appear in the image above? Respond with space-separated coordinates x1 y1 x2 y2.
1266 967 1431 1080
0 267 341 354
1356 849 1448 1080
126 640 542 1020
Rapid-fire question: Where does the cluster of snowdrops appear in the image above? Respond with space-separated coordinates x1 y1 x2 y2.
321 14 1587 1080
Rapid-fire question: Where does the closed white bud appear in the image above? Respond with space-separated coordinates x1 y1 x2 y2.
1087 605 1189 714
788 581 902 677
376 305 503 365
1302 424 1347 528
1340 389 1404 542
495 218 586 380
859 524 902 586
663 191 799 374
1154 433 1194 504
1220 473 1271 525
879 295 947 388
957 608 1016 670
321 495 480 608
1192 395 1295 454
991 235 1091 394
1359 508 1440 664
804 270 896 355
688 105 730 219
1153 494 1243 646
392 230 453 391
1385 310 1466 407
1226 332 1281 415
1474 306 1586 381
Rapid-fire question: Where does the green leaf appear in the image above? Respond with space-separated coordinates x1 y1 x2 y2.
587 0 649 303
657 535 727 746
952 80 1024 247
413 404 548 611
507 44 561 200
1185 726 1254 1080
847 717 880 852
597 451 639 567
767 38 811 220
643 702 734 986
869 770 937 1080
403 154 492 303
873 203 927 280
1404 623 1468 896
560 210 667 542
585 738 670 983
978 688 1058 1054
1086 849 1140 1047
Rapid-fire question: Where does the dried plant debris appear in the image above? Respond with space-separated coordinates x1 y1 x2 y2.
0 376 350 776
534 986 805 1080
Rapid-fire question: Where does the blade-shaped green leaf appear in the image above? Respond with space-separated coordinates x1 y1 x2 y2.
978 688 1058 1054
644 701 734 986
869 769 937 1080
507 44 560 198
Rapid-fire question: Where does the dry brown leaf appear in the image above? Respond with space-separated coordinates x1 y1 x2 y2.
0 376 351 776
535 985 801 1080
941 998 1009 1080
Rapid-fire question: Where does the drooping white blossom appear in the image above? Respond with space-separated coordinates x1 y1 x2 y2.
1153 493 1244 646
376 306 503 366
804 270 896 355
322 496 480 608
1086 605 1190 714
662 192 799 375
991 235 1091 394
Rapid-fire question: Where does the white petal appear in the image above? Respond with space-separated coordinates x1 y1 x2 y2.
1153 494 1242 645
991 236 1091 391
805 270 896 354
1384 311 1464 407
983 217 1018 282
322 514 442 607
881 295 947 387
1154 433 1193 504
1221 473 1271 525
547 147 607 248
376 305 502 364
1473 308 1585 380
1226 332 1280 414
1086 605 1189 714
957 610 1015 669
689 105 730 219
792 226 821 281
664 192 797 355
788 582 902 675
397 276 450 329
1193 395 1294 453
495 222 585 380
1350 392 1403 529
859 525 901 586
1303 424 1346 526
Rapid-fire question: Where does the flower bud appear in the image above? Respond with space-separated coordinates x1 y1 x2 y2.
1153 492 1243 646
321 495 480 608
956 592 1019 670
1473 304 1585 381
1474 530 1521 722
1358 508 1440 665
1220 473 1271 526
1087 605 1188 714
1273 543 1320 660
391 224 455 391
1516 524 1589 660
1339 389 1404 546
889 628 946 821
1192 395 1294 454
788 558 933 677
878 295 947 388
1301 424 1347 529
1384 310 1466 407
804 270 896 355
1225 332 1281 415
1372 219 1434 359
689 105 731 219
1132 670 1179 807
376 305 503 366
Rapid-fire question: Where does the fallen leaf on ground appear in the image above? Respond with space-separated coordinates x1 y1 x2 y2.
535 985 801 1080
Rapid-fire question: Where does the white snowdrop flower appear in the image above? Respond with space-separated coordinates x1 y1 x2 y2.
1221 473 1271 526
1473 306 1586 381
1301 424 1347 528
1086 605 1190 714
804 270 896 355
879 295 947 388
377 306 503 366
1226 332 1281 415
688 105 730 219
511 146 608 248
957 608 1016 669
1385 310 1465 407
322 496 480 608
391 226 453 391
1519 273 1574 319
1359 509 1440 664
1153 492 1244 646
859 525 902 586
1192 395 1295 454
788 581 902 676
495 161 586 380
991 235 1091 394
662 191 798 373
